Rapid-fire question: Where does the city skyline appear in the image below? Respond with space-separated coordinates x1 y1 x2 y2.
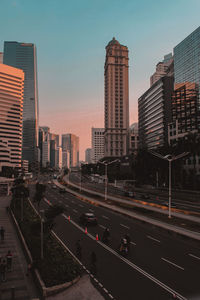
1 0 200 159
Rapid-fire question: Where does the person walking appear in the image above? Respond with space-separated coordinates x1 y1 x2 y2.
0 256 7 282
6 250 13 271
0 226 5 242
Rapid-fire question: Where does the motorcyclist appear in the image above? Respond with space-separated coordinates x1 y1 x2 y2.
102 228 110 243
120 237 128 255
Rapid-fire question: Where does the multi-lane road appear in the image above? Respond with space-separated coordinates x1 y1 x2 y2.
29 179 200 300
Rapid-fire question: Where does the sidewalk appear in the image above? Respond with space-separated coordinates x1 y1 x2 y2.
0 195 40 300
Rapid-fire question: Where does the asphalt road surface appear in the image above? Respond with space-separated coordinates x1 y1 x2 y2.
30 181 200 300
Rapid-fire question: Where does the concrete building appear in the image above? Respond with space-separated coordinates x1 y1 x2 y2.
85 148 92 164
129 123 139 154
138 76 174 150
104 38 129 157
62 151 70 169
21 160 29 174
150 53 173 87
62 134 79 167
91 128 104 163
0 64 24 171
39 127 50 168
3 42 39 167
57 146 62 169
49 133 59 169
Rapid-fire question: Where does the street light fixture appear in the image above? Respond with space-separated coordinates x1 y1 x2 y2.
149 151 189 218
98 159 119 201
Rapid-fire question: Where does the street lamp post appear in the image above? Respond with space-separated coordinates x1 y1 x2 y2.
79 163 87 192
149 151 189 218
98 159 119 201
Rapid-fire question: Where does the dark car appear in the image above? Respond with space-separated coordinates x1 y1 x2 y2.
79 213 98 226
162 202 177 208
59 189 66 193
141 194 150 200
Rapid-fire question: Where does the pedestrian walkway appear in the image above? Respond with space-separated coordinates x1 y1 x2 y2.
0 196 39 300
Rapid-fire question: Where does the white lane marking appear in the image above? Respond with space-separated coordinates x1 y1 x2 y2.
73 209 78 213
161 258 184 271
59 200 62 204
189 253 200 261
99 283 103 287
65 204 69 208
71 200 75 204
120 224 130 230
79 204 84 207
130 241 136 246
102 215 109 220
61 213 187 300
89 208 94 212
147 235 160 243
103 288 108 293
99 224 106 229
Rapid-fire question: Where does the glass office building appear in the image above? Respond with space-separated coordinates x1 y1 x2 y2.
174 26 200 130
3 42 39 166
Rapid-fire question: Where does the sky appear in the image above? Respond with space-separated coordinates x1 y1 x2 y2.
1 0 200 160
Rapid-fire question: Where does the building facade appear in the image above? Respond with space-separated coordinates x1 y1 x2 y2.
129 123 139 154
39 127 50 168
3 41 39 167
104 38 129 157
138 76 174 150
85 148 92 164
0 64 24 171
150 53 173 87
91 128 104 163
62 134 79 167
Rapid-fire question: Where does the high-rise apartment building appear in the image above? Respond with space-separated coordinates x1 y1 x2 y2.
0 64 24 171
49 133 59 169
174 26 200 130
104 38 129 157
91 128 104 163
39 127 50 168
3 42 39 166
150 53 173 87
62 134 79 167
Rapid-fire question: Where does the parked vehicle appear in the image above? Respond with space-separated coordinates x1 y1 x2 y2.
79 213 98 226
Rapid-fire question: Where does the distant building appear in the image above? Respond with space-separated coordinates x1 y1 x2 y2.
0 52 3 63
104 38 129 157
62 151 70 169
49 133 59 169
21 160 29 174
91 128 104 163
62 134 79 167
39 127 50 168
85 148 92 164
129 123 139 154
57 146 62 169
0 64 24 171
150 53 173 87
3 41 39 167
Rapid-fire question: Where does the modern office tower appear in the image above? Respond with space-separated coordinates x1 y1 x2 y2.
91 128 105 163
104 38 129 157
62 151 70 169
85 148 92 164
129 123 139 154
174 26 200 130
3 41 39 167
0 64 24 171
0 53 3 63
49 133 59 168
138 76 174 150
57 146 62 169
39 127 50 168
150 53 173 87
62 134 79 167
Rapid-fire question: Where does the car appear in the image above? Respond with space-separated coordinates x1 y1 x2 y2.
124 191 135 197
52 185 57 189
162 202 177 208
59 189 66 193
141 194 150 200
79 213 98 226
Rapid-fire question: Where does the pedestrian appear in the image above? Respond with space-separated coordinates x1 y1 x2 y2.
0 226 5 242
76 240 82 260
125 234 131 252
6 250 12 271
0 256 7 282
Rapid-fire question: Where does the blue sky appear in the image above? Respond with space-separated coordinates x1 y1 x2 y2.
1 0 200 159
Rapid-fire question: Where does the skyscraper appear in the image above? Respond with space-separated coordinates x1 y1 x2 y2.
150 53 173 87
39 127 50 168
104 38 129 157
174 26 200 130
62 134 79 167
0 64 24 171
3 42 39 167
